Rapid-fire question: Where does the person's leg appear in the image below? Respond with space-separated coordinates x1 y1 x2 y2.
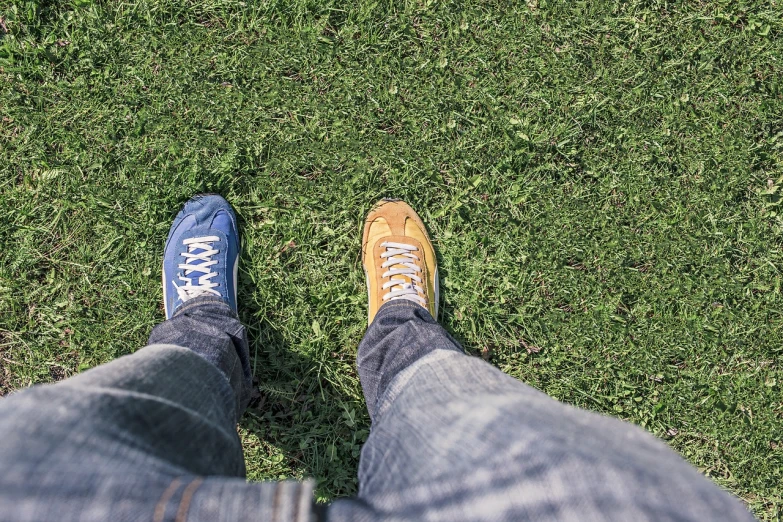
0 195 313 521
330 302 755 521
327 199 754 521
0 298 312 521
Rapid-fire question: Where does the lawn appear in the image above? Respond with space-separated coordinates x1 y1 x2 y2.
1 0 782 517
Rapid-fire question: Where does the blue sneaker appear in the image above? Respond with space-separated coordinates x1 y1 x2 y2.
162 194 240 319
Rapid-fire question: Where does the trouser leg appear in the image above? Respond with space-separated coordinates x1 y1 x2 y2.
0 298 312 522
328 301 753 521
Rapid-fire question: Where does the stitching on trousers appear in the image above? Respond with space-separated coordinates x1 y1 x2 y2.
175 477 204 522
272 482 283 521
290 482 301 521
154 478 182 522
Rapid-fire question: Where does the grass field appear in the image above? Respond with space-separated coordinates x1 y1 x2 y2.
1 0 782 517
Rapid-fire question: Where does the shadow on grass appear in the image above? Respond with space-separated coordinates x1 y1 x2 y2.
237 297 369 501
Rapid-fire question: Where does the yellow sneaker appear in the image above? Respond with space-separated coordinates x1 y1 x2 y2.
361 199 439 324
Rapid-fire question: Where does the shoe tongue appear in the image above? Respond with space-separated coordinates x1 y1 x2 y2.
184 254 207 276
394 281 415 293
388 262 420 304
183 240 212 275
388 253 417 291
393 265 414 286
190 246 209 258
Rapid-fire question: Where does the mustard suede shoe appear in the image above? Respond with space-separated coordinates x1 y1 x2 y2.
361 199 439 325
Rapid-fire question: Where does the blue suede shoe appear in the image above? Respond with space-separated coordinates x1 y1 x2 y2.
162 194 240 319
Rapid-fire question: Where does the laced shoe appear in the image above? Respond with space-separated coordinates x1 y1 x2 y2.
162 194 240 319
361 199 439 324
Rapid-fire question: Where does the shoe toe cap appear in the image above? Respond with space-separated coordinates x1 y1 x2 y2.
210 209 237 239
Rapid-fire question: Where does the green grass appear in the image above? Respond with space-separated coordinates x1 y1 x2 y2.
1 0 782 517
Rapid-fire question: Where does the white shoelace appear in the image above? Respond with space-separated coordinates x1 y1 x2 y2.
173 236 222 302
380 241 426 306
